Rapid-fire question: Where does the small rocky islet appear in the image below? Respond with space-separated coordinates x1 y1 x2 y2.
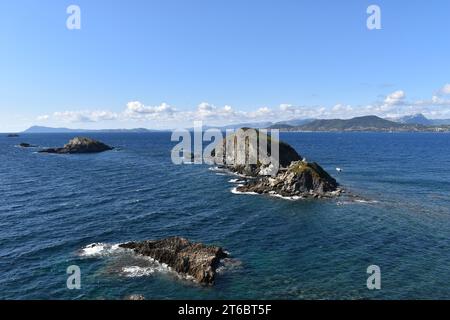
39 137 113 154
119 237 228 285
213 128 342 199
19 143 38 148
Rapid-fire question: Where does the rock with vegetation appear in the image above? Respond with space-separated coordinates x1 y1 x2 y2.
119 237 228 285
236 160 341 198
39 137 113 154
213 129 340 198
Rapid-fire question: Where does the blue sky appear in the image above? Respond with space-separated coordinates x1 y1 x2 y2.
1 0 450 131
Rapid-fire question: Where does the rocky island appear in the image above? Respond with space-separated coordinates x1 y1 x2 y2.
39 137 113 154
120 237 228 285
214 129 341 199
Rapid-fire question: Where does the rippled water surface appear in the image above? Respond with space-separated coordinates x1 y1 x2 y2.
1 132 449 299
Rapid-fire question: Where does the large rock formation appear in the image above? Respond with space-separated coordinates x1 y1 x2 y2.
119 237 228 285
214 129 340 198
236 161 340 198
213 128 302 176
39 137 113 154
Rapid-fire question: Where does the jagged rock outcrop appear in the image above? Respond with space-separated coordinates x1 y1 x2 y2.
39 137 113 154
236 160 341 198
213 128 340 198
119 237 228 285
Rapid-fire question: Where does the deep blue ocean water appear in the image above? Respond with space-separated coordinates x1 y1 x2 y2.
1 132 449 300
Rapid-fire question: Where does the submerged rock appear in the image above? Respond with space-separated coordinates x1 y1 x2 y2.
19 143 37 148
119 237 228 285
39 137 113 154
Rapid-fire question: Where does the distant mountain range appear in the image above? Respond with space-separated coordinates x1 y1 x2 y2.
272 118 315 127
20 114 450 134
270 116 450 132
393 113 432 125
22 126 164 133
392 113 450 126
198 122 274 131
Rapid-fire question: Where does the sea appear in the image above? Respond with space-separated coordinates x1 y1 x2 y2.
1 132 449 299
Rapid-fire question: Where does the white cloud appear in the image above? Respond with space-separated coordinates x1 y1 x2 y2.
236 107 272 120
437 84 450 96
253 107 272 116
36 115 50 121
384 90 406 106
35 84 450 128
332 104 353 113
193 102 242 122
279 104 327 118
124 101 175 120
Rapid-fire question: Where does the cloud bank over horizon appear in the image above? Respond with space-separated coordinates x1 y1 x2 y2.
34 84 450 129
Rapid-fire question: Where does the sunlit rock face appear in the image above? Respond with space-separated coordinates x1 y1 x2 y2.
213 128 302 176
120 237 228 285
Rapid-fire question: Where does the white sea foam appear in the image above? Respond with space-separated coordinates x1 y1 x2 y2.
79 243 123 257
231 186 304 201
209 166 226 172
269 193 303 201
216 258 242 273
337 199 379 206
79 242 229 284
231 187 259 195
354 199 379 204
122 263 171 277
231 171 252 178
121 259 199 281
228 178 245 183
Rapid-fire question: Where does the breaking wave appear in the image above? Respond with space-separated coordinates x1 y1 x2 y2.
231 186 259 195
121 263 171 277
78 243 124 257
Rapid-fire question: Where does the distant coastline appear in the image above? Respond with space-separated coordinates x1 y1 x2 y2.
267 116 450 133
5 113 450 134
20 126 168 134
